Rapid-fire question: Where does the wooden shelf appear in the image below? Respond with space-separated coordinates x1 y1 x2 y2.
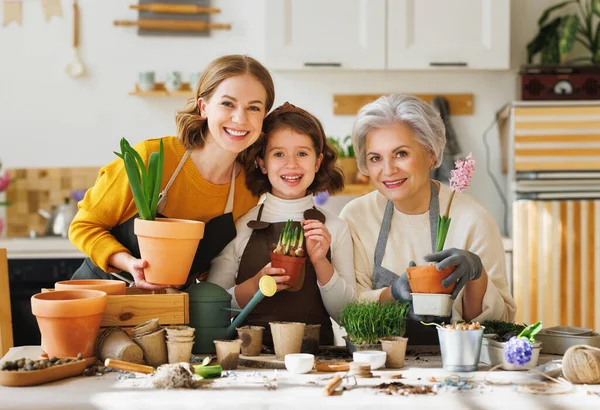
333 93 474 115
337 183 374 196
129 82 194 97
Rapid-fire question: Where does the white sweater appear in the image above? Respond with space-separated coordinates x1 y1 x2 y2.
207 193 357 321
339 183 516 323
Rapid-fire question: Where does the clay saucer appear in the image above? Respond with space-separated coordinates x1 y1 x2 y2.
0 359 87 387
314 361 350 372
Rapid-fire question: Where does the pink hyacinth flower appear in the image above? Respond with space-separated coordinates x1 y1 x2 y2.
0 172 10 191
449 153 475 194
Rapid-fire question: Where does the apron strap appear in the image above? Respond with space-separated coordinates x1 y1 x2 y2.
157 147 192 213
256 203 265 221
223 162 236 214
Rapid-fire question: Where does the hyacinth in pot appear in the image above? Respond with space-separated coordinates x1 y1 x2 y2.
407 154 476 317
115 138 204 286
501 321 543 370
270 219 307 289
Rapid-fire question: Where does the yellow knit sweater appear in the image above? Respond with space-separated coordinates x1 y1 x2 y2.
69 136 259 272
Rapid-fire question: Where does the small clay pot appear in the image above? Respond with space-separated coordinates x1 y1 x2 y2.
133 328 167 368
406 264 456 294
214 339 243 370
301 324 321 354
379 336 408 368
55 279 126 295
270 252 306 288
270 322 306 359
132 318 160 337
165 326 195 338
166 340 194 364
236 326 264 356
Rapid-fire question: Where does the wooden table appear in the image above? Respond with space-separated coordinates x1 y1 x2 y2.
1 346 599 409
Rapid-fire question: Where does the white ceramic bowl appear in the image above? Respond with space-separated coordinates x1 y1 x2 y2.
284 353 314 374
411 293 453 317
353 350 387 370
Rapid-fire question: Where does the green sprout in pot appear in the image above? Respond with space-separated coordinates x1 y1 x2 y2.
114 137 164 221
340 301 409 345
273 219 305 257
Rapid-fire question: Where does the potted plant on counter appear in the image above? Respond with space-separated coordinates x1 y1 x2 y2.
340 301 409 356
270 219 307 290
480 320 543 370
407 153 475 317
116 138 204 286
431 321 485 372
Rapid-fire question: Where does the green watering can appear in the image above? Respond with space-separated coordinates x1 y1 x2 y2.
185 276 276 354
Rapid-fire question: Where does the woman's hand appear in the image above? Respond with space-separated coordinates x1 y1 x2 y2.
424 248 483 299
303 219 332 265
253 262 290 292
126 258 170 290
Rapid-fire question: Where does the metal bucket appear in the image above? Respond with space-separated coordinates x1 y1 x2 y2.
437 326 484 372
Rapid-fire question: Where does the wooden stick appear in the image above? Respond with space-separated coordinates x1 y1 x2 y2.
104 358 155 374
129 4 221 14
113 19 231 32
323 376 343 396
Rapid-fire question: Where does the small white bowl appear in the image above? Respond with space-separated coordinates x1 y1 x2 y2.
353 350 386 370
411 293 452 317
284 353 314 374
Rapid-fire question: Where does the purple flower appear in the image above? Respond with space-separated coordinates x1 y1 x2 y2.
314 191 329 206
503 336 533 366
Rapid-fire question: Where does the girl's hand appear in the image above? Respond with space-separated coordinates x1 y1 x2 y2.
126 258 170 290
303 219 331 265
253 262 290 292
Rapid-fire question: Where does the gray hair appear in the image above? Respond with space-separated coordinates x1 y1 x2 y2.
352 94 446 174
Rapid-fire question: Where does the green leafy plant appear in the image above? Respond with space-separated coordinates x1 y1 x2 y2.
340 301 409 344
482 320 527 342
517 320 543 344
273 220 305 257
528 0 600 64
114 137 164 221
327 135 354 158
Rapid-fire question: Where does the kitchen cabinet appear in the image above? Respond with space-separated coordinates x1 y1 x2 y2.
265 0 509 70
387 0 510 69
264 0 386 70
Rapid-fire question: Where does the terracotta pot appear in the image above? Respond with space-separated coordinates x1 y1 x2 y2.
214 339 243 370
236 326 264 356
134 217 205 286
406 264 456 294
338 157 358 185
379 336 408 368
270 252 306 288
55 279 126 295
31 289 107 358
301 324 321 354
270 321 305 359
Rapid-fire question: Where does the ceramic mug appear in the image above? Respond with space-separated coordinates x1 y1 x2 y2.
165 71 183 93
138 71 156 92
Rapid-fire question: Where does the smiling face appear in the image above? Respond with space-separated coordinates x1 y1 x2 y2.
365 122 435 213
198 73 267 154
258 127 323 200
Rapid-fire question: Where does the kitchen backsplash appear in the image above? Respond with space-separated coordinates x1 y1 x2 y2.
6 167 99 237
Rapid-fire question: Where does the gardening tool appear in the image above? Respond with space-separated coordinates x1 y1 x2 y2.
66 0 85 78
186 276 276 354
113 19 231 33
129 4 221 14
104 358 155 374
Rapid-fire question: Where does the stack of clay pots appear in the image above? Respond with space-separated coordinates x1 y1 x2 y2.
164 326 195 364
131 319 167 367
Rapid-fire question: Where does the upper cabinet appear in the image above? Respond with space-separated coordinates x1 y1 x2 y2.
387 0 510 70
264 0 510 70
265 0 386 70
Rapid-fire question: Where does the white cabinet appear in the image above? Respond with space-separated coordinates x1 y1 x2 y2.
264 0 386 70
387 0 510 69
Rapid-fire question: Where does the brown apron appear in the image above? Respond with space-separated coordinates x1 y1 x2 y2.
235 204 334 346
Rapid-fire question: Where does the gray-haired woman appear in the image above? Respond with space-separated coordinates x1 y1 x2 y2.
339 94 515 344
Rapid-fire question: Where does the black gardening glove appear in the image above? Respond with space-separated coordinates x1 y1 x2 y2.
424 248 483 300
391 261 436 322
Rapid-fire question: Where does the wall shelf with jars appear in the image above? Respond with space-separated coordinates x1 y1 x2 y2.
129 83 194 97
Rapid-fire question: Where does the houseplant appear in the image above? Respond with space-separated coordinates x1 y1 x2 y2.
480 321 543 370
407 154 475 316
116 138 205 286
340 301 409 354
431 321 485 372
328 135 364 185
527 0 600 64
270 219 307 289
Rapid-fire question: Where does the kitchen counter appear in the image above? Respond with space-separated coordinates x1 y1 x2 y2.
0 237 84 259
1 346 598 409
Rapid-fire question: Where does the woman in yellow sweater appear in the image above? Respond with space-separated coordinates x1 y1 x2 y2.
69 55 275 289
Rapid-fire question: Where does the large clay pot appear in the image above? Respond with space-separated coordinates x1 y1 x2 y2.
406 264 456 294
31 289 107 358
134 217 205 286
270 252 306 288
55 279 126 295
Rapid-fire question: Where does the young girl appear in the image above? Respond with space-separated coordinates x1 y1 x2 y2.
207 102 357 345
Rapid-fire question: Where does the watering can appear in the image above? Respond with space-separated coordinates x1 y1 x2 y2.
185 276 276 354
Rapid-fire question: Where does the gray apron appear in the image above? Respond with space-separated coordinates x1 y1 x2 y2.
372 180 444 345
72 148 238 287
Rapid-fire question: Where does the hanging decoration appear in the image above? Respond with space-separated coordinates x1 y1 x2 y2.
41 0 62 21
3 0 23 27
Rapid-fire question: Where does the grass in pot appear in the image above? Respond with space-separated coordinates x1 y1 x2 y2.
116 138 204 286
340 301 409 354
270 219 306 289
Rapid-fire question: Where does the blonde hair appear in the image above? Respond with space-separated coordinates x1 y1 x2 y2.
175 55 275 149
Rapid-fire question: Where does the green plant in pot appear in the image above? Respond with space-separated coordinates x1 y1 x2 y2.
270 219 306 289
115 138 205 286
340 301 409 354
527 0 600 64
328 135 364 185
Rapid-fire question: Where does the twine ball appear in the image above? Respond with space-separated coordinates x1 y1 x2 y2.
562 345 600 384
